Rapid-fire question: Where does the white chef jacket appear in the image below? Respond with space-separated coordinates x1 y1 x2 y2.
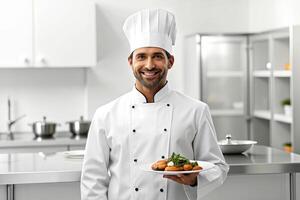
81 83 229 200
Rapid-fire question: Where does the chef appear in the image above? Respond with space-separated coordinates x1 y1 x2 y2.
81 8 229 200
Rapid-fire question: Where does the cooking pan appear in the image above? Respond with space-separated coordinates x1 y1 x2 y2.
218 134 257 154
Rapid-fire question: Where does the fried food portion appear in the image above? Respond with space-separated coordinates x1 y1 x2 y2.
151 159 167 170
183 164 193 171
151 153 203 172
165 166 184 171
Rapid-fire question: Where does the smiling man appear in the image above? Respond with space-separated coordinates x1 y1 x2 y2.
129 47 173 103
81 8 229 200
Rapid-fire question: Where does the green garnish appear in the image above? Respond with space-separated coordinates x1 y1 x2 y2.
167 152 198 167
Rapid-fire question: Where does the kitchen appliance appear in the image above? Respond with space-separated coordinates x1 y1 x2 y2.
185 34 249 141
29 116 58 138
66 116 91 138
218 134 257 154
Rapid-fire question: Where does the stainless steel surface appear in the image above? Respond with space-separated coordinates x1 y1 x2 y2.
291 25 300 154
29 116 57 138
0 145 299 190
7 98 26 140
198 35 249 140
6 184 14 200
0 132 86 149
225 145 300 174
196 34 203 100
218 134 257 154
66 116 91 136
0 153 82 185
290 173 296 200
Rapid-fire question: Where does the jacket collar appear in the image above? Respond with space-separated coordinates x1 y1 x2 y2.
131 82 171 104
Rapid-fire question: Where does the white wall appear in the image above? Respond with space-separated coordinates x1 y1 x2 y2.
248 0 292 32
0 69 86 133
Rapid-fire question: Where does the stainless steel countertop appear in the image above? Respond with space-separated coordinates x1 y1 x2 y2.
0 152 82 185
0 132 86 148
226 145 300 174
1 145 300 185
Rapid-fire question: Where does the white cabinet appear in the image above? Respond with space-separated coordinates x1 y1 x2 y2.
34 0 96 67
15 182 80 200
0 0 96 68
0 0 33 67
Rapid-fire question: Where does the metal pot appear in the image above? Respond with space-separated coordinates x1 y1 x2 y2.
66 116 91 137
29 116 58 138
218 134 257 154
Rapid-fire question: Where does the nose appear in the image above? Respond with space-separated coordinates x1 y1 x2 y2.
145 58 155 70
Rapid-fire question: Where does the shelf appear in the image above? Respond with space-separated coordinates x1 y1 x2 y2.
274 114 292 124
253 110 271 120
253 70 271 77
211 109 244 116
273 70 291 77
207 71 243 78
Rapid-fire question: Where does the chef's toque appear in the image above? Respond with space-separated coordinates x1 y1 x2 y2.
123 8 177 55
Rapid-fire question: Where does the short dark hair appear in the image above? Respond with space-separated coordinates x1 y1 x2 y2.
128 50 172 60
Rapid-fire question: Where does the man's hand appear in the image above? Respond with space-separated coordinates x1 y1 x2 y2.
163 172 198 186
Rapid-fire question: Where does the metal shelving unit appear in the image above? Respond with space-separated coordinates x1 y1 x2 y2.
249 27 300 152
184 26 300 153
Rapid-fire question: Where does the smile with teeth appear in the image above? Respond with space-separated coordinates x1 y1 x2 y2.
141 71 159 78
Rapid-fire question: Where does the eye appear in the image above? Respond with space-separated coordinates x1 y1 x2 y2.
154 54 164 60
136 54 146 60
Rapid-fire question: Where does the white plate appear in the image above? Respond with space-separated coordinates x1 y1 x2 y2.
62 150 85 159
140 161 216 175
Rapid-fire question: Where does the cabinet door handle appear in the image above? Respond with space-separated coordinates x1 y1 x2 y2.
24 58 30 64
40 58 46 64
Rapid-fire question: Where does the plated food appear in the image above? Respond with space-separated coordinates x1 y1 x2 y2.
151 153 203 171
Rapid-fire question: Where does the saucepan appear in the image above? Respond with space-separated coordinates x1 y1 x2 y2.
28 116 59 138
218 134 257 154
66 116 91 137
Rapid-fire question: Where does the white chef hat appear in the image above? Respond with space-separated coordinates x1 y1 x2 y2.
123 8 177 55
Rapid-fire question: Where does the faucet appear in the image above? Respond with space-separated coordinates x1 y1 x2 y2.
7 98 26 140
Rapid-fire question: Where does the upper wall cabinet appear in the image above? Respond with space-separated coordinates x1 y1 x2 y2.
0 0 33 67
0 0 96 68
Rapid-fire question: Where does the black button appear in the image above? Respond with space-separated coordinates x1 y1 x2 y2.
167 104 170 107
161 156 165 159
135 188 139 191
164 128 167 132
160 188 164 192
132 129 136 133
134 159 137 162
132 105 135 109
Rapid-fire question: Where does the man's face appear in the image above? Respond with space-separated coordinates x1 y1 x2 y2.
128 47 174 90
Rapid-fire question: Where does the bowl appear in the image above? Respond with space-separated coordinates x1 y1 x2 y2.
66 116 91 137
218 134 257 154
29 116 58 138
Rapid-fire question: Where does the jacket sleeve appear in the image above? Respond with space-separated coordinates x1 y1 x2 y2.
81 108 110 200
183 104 229 200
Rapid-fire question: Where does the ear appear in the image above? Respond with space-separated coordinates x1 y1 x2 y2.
167 55 174 69
128 56 133 68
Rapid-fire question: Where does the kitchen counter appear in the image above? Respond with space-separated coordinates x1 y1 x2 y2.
1 145 300 185
0 152 82 185
225 145 300 174
0 132 86 148
1 145 300 200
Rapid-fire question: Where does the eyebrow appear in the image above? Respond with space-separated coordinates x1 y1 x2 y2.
153 52 164 56
134 51 165 58
135 53 146 58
